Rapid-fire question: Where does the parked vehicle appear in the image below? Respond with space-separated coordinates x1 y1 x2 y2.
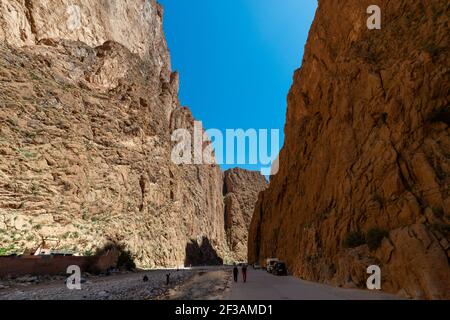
266 258 280 273
253 263 261 269
272 262 288 276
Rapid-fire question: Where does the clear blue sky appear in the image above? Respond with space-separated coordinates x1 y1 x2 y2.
159 0 317 172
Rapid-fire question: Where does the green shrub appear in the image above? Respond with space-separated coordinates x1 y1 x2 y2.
422 42 444 58
372 193 385 208
343 231 366 248
435 166 446 181
366 228 389 251
432 208 444 219
431 223 450 237
428 107 450 126
17 148 34 158
0 245 16 256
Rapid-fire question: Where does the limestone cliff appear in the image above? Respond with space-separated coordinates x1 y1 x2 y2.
224 168 268 262
249 0 449 299
0 0 231 267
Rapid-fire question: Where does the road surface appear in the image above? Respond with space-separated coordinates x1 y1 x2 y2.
226 269 401 300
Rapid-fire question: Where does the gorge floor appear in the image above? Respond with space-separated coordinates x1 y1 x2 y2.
0 269 197 300
0 267 405 300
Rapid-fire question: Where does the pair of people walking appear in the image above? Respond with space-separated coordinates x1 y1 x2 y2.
233 264 247 283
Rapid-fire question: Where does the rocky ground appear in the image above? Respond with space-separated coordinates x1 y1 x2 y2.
160 269 232 300
0 270 196 300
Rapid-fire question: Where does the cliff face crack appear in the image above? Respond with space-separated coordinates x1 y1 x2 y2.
24 0 37 37
139 175 146 212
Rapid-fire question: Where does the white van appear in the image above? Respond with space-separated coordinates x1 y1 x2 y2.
266 258 280 273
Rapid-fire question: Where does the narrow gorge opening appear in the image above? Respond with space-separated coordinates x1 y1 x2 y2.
0 0 448 302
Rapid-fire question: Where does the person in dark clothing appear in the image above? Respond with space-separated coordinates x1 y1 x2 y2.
242 264 248 283
233 264 239 282
166 273 171 285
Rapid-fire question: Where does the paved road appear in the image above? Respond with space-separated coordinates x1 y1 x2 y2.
226 269 400 300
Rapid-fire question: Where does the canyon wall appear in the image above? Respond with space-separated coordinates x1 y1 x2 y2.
249 0 449 299
0 0 233 268
224 168 268 262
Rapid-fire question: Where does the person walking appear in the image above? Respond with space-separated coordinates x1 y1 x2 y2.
233 264 239 282
242 264 248 283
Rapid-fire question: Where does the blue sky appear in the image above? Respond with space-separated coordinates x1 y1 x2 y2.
159 0 317 172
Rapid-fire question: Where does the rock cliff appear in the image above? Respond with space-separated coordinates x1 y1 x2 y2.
0 0 168 65
0 0 233 267
223 168 268 262
249 0 449 299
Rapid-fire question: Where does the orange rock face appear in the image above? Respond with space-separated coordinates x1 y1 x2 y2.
249 0 449 299
224 168 268 262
